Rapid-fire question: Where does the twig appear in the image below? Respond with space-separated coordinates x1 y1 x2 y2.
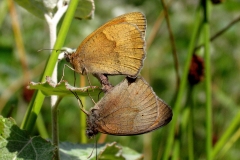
8 0 30 84
194 15 240 51
146 11 165 50
161 0 180 90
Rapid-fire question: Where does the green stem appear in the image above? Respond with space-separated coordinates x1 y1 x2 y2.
162 7 202 160
172 140 180 160
21 0 79 132
36 113 49 139
79 100 87 143
51 97 63 160
202 0 212 159
187 86 194 160
212 110 240 158
161 0 180 90
219 127 240 158
79 75 87 143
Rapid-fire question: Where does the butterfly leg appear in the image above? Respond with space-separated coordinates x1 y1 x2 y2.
69 89 89 115
93 73 113 92
59 64 76 83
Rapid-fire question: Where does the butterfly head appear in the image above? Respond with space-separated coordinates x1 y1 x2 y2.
64 52 73 63
86 108 99 138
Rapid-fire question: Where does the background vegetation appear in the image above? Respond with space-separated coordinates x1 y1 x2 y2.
1 0 240 159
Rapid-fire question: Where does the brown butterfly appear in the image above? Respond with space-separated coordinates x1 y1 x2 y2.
65 12 146 79
84 77 172 137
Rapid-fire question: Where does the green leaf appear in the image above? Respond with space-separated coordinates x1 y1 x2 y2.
74 0 95 20
14 0 58 19
122 146 144 160
27 76 101 97
97 142 125 160
0 116 142 159
59 142 143 160
0 115 56 160
14 0 95 20
59 142 104 159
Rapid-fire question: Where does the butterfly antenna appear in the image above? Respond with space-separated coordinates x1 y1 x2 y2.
70 90 88 115
87 136 96 159
38 48 66 54
95 136 98 160
37 48 55 52
56 49 65 52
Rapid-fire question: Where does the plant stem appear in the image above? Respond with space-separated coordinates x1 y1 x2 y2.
44 1 68 108
44 3 68 150
36 113 49 139
212 110 240 158
219 126 240 158
162 7 202 160
187 86 194 160
7 0 30 84
51 97 63 160
79 75 87 143
202 0 212 159
195 15 240 51
21 0 79 132
172 140 180 160
146 3 169 50
161 0 180 90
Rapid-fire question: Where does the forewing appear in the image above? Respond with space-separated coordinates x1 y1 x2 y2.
73 12 146 77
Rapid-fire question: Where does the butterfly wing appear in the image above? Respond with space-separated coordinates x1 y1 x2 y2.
71 12 146 78
91 77 172 135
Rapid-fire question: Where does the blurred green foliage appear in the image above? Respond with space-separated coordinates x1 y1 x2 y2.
1 0 240 159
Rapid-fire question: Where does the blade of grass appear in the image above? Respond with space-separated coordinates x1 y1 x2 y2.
161 0 180 90
21 0 79 132
212 110 240 158
79 75 87 143
187 86 194 160
212 84 240 158
219 126 240 158
162 7 202 160
36 113 50 139
8 0 30 84
202 0 212 159
172 140 180 160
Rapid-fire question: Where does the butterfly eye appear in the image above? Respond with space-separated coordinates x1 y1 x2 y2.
86 129 94 138
64 53 71 62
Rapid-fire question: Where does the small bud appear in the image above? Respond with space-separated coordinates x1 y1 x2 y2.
22 84 34 103
188 54 204 85
211 0 224 5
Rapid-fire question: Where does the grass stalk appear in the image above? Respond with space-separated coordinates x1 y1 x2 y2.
79 75 87 143
187 86 194 160
162 7 202 160
21 0 79 132
36 113 50 139
212 110 240 158
202 0 212 159
172 140 180 160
